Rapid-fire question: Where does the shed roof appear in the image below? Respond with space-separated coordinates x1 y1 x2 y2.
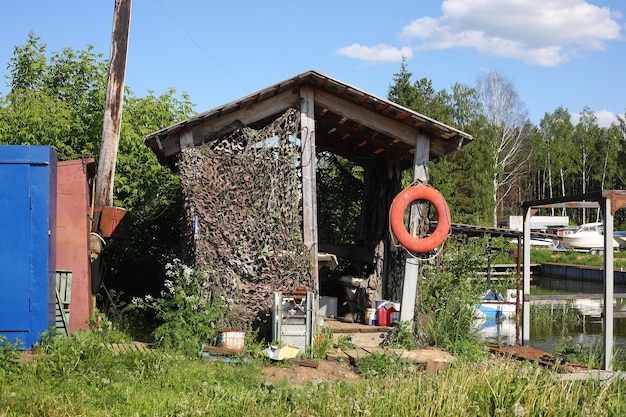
145 70 473 170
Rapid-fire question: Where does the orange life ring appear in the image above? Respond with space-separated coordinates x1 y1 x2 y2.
389 185 450 253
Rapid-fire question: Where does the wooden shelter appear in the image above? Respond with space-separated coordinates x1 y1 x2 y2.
145 70 473 327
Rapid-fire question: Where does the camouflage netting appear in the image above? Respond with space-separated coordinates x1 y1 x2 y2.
177 108 314 335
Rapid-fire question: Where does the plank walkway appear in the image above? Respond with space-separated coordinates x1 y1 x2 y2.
324 319 393 348
107 341 152 355
340 346 454 373
324 319 392 334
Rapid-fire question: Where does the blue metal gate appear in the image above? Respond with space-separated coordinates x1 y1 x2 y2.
0 146 57 349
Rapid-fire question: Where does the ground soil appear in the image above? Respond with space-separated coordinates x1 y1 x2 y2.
262 358 361 386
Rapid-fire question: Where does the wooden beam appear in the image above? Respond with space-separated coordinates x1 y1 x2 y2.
314 89 419 147
300 86 319 290
158 89 300 158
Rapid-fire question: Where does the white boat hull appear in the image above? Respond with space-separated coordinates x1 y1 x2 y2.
560 222 619 250
562 235 619 249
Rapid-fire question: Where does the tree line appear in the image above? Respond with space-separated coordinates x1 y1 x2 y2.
388 60 626 229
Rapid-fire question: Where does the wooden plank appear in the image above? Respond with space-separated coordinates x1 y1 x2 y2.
291 358 318 368
202 345 243 356
347 332 386 348
55 287 70 336
529 293 626 301
342 348 371 363
315 89 419 147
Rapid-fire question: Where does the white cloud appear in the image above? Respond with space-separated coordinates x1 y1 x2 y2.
337 0 622 66
400 0 623 67
571 110 619 128
336 43 413 64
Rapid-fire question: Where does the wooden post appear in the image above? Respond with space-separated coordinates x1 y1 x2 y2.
300 87 319 291
522 206 532 345
399 133 429 325
94 0 132 208
603 197 614 371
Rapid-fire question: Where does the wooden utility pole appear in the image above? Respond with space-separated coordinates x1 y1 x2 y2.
94 0 132 208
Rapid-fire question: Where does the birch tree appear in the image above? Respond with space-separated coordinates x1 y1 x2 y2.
476 71 531 226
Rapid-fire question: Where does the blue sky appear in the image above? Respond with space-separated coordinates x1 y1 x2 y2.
1 0 624 128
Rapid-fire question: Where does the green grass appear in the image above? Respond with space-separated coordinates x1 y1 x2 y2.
530 248 626 268
3 331 626 416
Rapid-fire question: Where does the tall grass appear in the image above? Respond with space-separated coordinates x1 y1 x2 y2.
2 336 626 416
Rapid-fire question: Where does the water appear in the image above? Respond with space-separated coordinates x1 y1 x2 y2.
477 290 626 355
529 298 626 354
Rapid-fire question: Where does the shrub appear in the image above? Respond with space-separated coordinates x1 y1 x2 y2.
132 259 226 356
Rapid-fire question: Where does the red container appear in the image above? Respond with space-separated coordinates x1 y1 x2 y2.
377 304 389 326
377 303 398 327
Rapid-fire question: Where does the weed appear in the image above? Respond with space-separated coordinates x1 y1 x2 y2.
530 302 581 327
333 334 356 351
554 340 626 371
0 336 21 376
419 235 488 359
132 259 226 356
310 327 333 359
382 321 416 350
354 351 415 378
530 247 626 269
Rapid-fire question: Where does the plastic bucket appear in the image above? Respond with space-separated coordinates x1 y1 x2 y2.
219 330 245 351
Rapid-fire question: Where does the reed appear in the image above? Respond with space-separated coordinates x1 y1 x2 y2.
530 302 581 326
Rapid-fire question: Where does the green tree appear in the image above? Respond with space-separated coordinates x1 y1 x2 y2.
387 58 419 110
571 107 600 223
446 83 493 224
0 32 107 159
0 34 196 304
387 61 490 224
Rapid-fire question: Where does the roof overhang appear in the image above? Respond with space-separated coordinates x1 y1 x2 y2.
144 70 474 170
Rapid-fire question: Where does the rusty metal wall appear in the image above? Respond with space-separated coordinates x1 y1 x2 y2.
56 159 93 331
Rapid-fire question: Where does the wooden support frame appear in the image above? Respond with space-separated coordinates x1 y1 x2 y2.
399 132 430 325
521 190 626 371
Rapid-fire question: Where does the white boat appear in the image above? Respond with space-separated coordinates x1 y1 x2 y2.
561 222 619 250
475 289 517 322
508 237 556 249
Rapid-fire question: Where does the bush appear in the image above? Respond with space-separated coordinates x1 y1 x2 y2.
132 259 226 356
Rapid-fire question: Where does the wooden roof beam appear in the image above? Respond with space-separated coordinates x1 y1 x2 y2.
314 89 419 147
